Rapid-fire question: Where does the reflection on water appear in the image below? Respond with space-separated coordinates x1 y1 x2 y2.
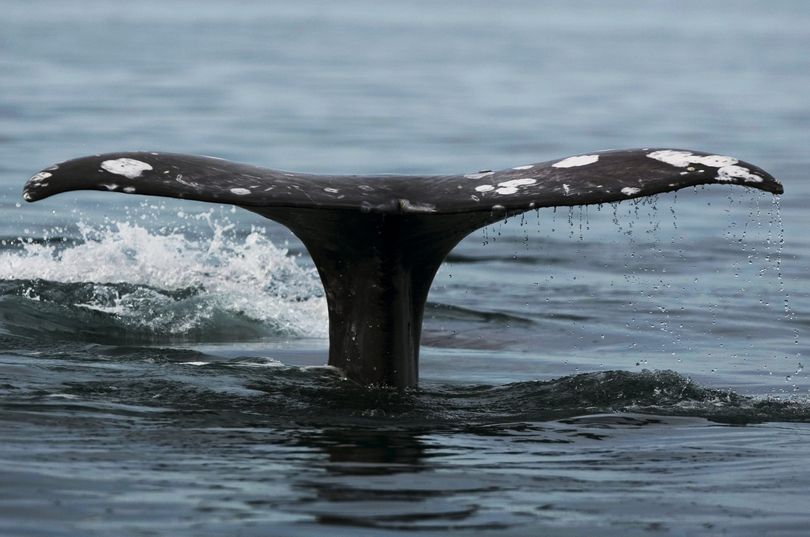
3 341 810 535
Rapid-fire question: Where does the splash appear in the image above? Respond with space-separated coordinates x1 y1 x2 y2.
0 216 327 341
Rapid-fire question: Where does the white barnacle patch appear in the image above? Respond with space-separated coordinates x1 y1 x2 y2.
698 155 738 168
323 187 339 194
399 199 437 213
646 150 738 169
716 165 763 183
23 192 32 201
498 178 536 188
123 186 136 193
230 188 251 196
101 158 153 179
621 187 641 196
100 184 118 191
175 174 200 188
562 184 571 195
475 184 495 192
464 171 494 180
552 155 599 168
646 150 694 167
492 177 537 195
513 165 534 170
29 171 52 183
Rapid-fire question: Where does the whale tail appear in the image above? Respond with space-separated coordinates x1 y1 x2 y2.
23 149 783 387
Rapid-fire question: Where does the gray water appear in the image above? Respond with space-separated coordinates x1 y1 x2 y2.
1 1 809 535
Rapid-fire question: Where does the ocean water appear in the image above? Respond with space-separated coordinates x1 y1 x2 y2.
1 1 809 535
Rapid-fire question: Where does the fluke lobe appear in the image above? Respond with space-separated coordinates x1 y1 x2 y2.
23 149 783 388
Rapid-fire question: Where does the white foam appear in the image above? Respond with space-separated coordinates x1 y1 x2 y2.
0 216 327 337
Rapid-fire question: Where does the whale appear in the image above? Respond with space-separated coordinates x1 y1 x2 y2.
23 149 783 388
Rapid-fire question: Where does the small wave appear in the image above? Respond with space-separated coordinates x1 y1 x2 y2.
427 370 810 425
425 302 534 326
11 355 804 427
0 218 327 342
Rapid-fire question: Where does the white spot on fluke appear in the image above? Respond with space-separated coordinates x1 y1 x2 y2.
464 171 494 180
647 150 692 167
100 184 118 191
101 158 153 179
717 165 762 183
498 178 536 188
621 187 641 196
562 184 571 195
323 187 339 194
490 177 537 195
230 188 251 196
399 199 436 213
174 174 200 188
123 187 136 193
646 150 737 169
29 172 52 183
513 165 534 170
552 155 599 168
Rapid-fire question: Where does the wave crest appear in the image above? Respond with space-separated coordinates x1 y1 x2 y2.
0 218 327 341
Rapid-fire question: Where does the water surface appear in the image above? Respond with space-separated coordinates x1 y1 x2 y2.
1 1 809 535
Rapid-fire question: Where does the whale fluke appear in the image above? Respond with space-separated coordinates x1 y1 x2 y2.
23 149 783 387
